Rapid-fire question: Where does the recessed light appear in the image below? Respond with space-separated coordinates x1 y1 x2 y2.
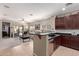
29 14 33 16
62 8 66 11
3 13 7 16
3 5 10 8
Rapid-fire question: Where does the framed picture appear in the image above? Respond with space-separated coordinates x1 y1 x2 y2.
47 25 51 30
35 24 40 30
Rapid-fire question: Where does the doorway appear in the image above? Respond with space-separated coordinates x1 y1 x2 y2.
2 22 10 38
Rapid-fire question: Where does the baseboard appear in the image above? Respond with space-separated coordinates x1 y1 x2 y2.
33 53 37 56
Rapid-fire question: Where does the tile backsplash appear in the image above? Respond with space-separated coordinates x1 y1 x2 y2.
56 30 79 35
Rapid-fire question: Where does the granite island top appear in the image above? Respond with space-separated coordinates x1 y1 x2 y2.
29 32 53 35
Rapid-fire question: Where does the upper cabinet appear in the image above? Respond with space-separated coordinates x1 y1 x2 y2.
55 16 65 29
55 12 79 29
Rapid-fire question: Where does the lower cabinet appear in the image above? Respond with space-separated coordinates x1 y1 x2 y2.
70 36 79 50
48 36 62 56
49 35 79 55
61 35 79 50
53 36 62 51
61 36 71 48
48 42 54 56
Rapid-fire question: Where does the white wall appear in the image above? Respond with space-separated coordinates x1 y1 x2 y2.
0 20 2 39
29 16 55 32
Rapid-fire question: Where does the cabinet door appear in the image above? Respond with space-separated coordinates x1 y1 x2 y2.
68 15 74 29
61 36 79 50
68 13 79 29
75 13 79 29
71 14 78 29
61 36 72 48
64 16 72 29
70 36 79 50
48 41 54 56
55 17 61 29
55 17 66 29
53 36 61 51
54 36 62 45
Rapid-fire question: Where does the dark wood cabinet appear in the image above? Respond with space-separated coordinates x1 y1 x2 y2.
61 35 79 50
74 13 79 29
53 36 62 51
69 14 77 29
48 36 62 56
55 12 79 29
61 36 72 48
70 36 79 50
54 35 79 51
55 17 66 29
64 16 73 29
54 36 61 45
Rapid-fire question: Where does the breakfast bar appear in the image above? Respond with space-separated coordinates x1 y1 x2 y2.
31 32 59 56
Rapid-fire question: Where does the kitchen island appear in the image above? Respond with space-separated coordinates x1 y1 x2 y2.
31 32 59 56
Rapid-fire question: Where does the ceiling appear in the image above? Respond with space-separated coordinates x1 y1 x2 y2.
0 3 79 23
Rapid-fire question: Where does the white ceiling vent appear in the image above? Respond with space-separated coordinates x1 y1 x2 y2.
3 5 10 8
65 3 72 7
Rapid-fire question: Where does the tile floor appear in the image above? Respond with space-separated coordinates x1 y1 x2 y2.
0 38 79 56
52 46 79 56
0 38 33 56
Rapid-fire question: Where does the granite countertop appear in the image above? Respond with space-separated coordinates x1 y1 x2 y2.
29 32 53 35
29 31 79 36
